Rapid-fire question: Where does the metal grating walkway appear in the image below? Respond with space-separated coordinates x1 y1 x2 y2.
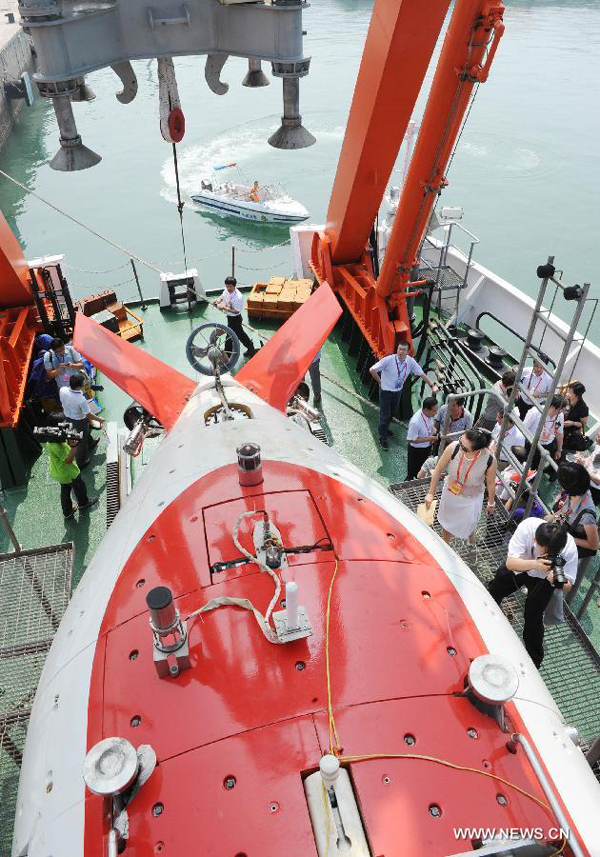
0 543 73 854
389 479 600 745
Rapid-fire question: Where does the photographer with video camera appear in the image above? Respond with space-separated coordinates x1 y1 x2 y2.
487 519 577 668
35 423 98 520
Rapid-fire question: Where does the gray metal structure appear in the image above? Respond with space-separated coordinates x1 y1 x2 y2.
18 0 314 169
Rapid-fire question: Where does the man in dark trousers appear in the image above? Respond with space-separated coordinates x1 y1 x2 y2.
487 520 576 667
214 276 257 357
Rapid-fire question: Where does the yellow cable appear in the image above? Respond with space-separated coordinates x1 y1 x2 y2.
321 554 564 848
340 753 551 814
325 557 341 754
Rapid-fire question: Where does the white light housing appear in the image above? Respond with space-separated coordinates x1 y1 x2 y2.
440 205 464 222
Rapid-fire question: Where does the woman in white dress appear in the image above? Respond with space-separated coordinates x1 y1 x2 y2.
425 429 497 544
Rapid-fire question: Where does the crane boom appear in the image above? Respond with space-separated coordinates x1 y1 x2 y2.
326 0 451 265
311 0 505 358
377 0 505 298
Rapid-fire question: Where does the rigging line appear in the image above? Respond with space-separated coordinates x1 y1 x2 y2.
171 141 189 272
339 753 553 816
446 81 480 176
0 167 163 275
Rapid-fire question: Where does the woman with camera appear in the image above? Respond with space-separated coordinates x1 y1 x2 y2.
488 520 577 668
425 428 497 545
549 462 598 604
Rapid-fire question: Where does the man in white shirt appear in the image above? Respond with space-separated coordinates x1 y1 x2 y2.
491 409 525 470
523 394 565 470
369 341 439 450
60 375 104 468
488 519 576 667
517 356 553 420
406 396 439 479
44 337 85 390
213 276 257 358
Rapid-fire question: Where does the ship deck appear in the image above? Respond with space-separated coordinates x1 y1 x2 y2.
1 299 600 851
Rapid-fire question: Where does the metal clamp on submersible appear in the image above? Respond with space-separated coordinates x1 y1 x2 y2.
146 586 191 678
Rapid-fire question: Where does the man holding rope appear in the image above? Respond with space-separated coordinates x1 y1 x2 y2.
213 276 257 357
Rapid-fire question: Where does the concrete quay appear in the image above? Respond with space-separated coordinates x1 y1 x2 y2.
0 0 35 151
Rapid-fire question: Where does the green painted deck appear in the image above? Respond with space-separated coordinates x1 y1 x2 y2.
2 300 600 637
1 299 600 853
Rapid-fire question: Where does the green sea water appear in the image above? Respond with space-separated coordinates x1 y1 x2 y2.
0 0 598 321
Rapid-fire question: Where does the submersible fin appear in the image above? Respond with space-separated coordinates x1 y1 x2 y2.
236 283 341 411
73 313 196 430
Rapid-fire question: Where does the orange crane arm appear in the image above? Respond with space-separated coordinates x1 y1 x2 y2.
325 0 451 265
0 211 34 308
377 0 505 298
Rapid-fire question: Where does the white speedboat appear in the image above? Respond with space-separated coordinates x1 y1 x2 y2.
191 178 309 224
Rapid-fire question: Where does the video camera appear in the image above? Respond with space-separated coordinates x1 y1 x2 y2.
33 422 83 444
549 554 568 588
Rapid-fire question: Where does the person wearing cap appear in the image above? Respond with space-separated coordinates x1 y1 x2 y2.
214 276 257 358
369 341 439 451
46 434 98 519
517 356 553 420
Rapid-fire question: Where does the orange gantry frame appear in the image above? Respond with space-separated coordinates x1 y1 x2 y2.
0 211 37 428
311 0 505 359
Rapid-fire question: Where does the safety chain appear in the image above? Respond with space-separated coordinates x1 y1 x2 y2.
71 276 136 292
236 257 290 272
64 260 132 275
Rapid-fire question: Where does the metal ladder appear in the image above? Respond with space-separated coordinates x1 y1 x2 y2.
494 256 595 610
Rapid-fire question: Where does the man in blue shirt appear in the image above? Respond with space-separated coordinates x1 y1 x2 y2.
369 341 439 450
44 337 85 390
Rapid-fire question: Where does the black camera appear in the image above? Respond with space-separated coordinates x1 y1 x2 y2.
33 422 83 444
550 554 567 588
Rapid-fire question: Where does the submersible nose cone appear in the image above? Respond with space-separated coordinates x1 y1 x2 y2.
268 118 316 150
50 139 102 171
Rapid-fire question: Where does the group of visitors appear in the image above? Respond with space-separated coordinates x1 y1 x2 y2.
35 335 104 520
368 340 599 669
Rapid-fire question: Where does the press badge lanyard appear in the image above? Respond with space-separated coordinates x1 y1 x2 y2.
395 357 408 391
527 371 544 393
420 411 432 435
542 415 558 442
449 450 480 495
